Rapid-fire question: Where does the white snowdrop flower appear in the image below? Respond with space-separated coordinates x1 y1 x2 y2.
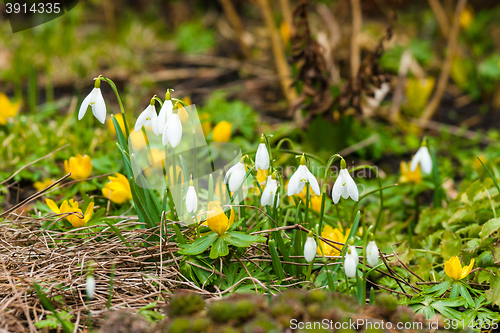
86 275 95 300
157 92 173 134
162 106 182 148
367 240 379 267
185 177 198 214
261 173 280 207
135 98 159 135
349 245 359 267
255 135 270 171
331 159 358 204
304 231 317 262
78 78 106 124
410 141 432 175
287 155 320 196
344 249 358 278
224 158 246 192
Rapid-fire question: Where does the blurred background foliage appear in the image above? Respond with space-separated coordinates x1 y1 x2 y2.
1 0 500 209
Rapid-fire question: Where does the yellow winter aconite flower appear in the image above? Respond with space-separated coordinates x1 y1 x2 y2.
287 179 322 212
108 114 125 135
212 121 232 142
459 6 474 29
46 198 94 227
64 154 92 180
444 256 474 281
405 77 435 116
102 173 132 204
0 93 21 125
399 161 422 184
280 21 291 45
199 113 212 136
317 225 350 257
129 131 147 151
206 201 234 236
34 178 54 192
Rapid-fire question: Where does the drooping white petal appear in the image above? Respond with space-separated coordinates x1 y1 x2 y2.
165 114 182 147
410 146 432 175
304 236 317 262
287 165 308 196
255 143 270 170
344 253 357 278
157 100 173 134
287 171 301 196
332 169 358 203
86 275 95 300
91 88 106 124
261 178 279 207
366 241 379 266
306 169 320 195
261 185 272 207
343 170 359 201
224 164 237 184
78 89 93 120
186 185 198 213
135 105 157 132
224 162 246 192
331 174 343 204
349 245 359 267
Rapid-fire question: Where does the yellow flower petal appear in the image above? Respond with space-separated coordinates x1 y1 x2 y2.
46 199 60 214
460 259 474 280
212 121 232 142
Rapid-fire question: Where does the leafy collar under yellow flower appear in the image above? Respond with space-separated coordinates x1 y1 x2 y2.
444 256 474 281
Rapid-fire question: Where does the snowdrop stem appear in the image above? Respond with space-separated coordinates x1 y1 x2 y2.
361 224 373 305
98 75 130 138
318 184 328 232
305 182 310 229
262 133 274 169
349 165 385 234
152 95 164 107
305 257 315 283
172 98 197 135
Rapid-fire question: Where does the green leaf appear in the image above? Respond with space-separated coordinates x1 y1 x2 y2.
209 237 229 259
486 269 500 306
223 231 265 248
269 239 286 280
479 217 500 239
427 280 452 296
178 233 218 256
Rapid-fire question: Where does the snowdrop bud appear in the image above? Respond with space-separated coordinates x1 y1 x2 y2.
255 135 270 171
349 245 359 266
135 97 159 135
331 158 358 204
410 139 432 175
366 240 379 266
344 248 358 278
186 177 198 214
162 103 182 148
304 231 317 262
224 157 247 192
86 275 95 300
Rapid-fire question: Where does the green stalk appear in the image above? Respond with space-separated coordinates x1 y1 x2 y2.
100 76 130 138
361 225 373 305
305 182 310 230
